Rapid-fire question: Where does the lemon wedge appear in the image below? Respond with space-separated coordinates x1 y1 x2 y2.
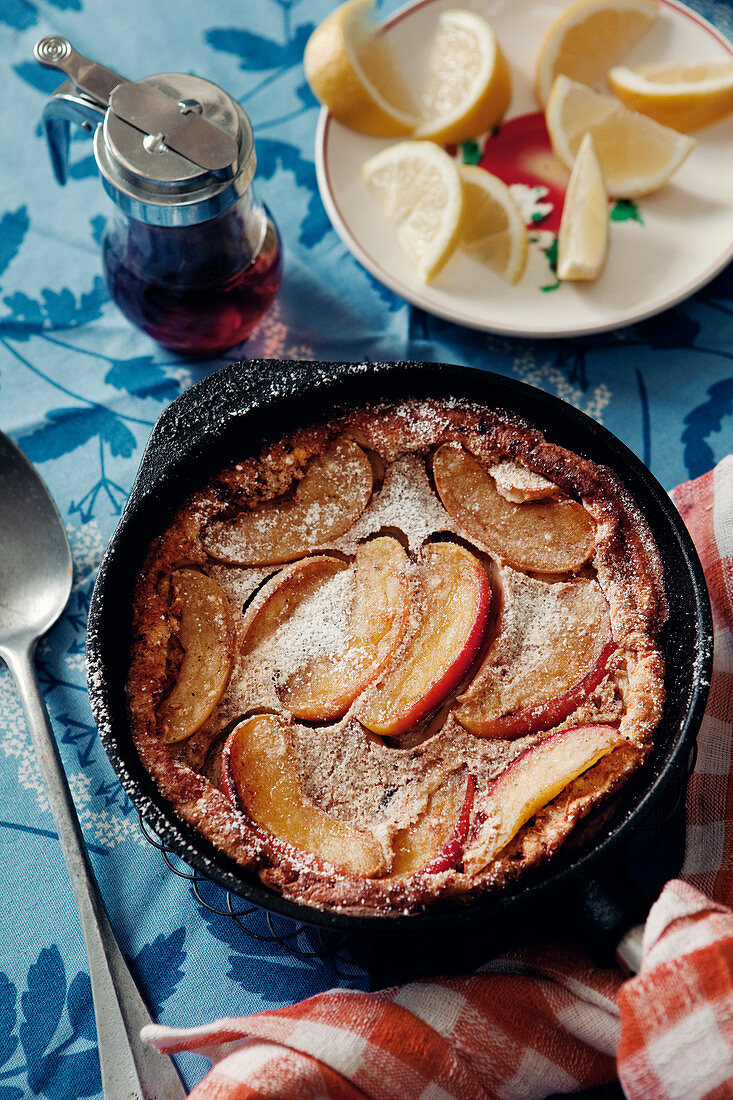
412 9 512 145
535 0 659 106
546 75 696 196
608 61 733 132
362 141 464 282
304 0 416 136
458 165 528 285
557 133 609 281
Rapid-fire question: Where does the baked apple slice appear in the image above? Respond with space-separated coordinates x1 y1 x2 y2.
281 536 410 721
221 714 387 877
455 571 614 738
202 438 373 565
432 443 595 573
157 569 234 743
357 542 490 736
472 724 625 869
241 554 348 647
391 773 474 876
489 460 559 503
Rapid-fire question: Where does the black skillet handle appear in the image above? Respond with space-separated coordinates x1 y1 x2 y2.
569 864 650 970
128 360 262 504
127 358 377 508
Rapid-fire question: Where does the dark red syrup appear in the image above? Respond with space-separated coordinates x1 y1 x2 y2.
102 205 282 356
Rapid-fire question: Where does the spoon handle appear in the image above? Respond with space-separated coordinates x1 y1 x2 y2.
4 641 187 1100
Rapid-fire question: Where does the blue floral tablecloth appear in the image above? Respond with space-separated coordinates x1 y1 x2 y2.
1 1 733 1096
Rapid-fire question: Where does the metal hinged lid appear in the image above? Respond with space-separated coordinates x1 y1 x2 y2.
35 36 256 225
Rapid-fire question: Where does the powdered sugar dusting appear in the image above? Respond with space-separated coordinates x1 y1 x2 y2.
272 568 354 680
202 438 373 564
208 564 277 608
216 566 356 719
458 567 612 722
337 454 454 553
490 460 558 503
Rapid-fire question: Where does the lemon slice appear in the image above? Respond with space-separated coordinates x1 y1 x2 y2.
546 75 696 197
304 0 416 136
535 0 659 106
362 141 463 282
608 61 733 132
458 165 528 285
412 9 512 145
557 133 609 281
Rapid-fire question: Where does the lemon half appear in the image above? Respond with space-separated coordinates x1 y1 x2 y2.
304 0 416 136
413 9 512 145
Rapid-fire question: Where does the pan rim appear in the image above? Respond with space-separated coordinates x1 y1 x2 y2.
86 359 713 934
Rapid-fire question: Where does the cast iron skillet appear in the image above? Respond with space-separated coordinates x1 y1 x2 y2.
87 360 713 958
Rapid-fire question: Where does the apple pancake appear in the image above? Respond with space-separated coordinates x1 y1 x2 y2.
127 399 666 915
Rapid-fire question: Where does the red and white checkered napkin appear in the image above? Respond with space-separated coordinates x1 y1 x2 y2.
144 456 733 1100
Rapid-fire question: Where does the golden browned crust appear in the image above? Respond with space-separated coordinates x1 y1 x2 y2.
126 398 666 915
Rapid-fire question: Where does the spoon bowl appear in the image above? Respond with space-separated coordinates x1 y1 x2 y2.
0 434 72 651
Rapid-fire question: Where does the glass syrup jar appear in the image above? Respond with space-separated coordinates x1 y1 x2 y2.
35 37 282 356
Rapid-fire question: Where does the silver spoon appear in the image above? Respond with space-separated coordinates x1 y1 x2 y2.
0 431 187 1100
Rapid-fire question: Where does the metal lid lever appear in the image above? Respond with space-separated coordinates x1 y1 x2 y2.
34 37 125 186
34 35 126 109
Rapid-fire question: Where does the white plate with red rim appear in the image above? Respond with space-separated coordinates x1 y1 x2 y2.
314 0 733 338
